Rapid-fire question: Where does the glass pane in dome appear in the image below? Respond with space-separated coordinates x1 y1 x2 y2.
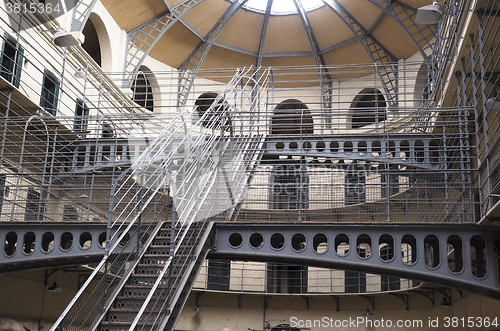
236 0 324 15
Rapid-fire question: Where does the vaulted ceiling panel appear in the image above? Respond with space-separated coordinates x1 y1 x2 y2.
322 42 372 70
370 14 417 60
202 46 257 70
165 0 187 7
149 22 202 69
336 0 381 31
101 0 168 32
264 15 315 54
216 9 264 54
307 7 355 51
182 0 231 37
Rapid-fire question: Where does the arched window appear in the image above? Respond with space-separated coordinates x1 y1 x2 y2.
194 93 231 130
350 89 387 129
131 69 154 112
271 99 313 135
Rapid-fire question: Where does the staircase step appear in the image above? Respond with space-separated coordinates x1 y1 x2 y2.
100 322 149 331
133 265 186 276
128 273 184 286
146 246 194 255
99 222 211 330
121 284 178 292
106 310 165 323
148 241 197 248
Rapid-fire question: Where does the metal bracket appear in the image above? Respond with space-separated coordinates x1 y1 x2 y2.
331 295 340 312
360 295 375 310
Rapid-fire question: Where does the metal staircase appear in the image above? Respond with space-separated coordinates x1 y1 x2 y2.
50 67 271 331
100 221 214 331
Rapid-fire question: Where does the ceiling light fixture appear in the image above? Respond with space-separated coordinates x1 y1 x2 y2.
53 30 85 47
416 1 444 24
47 281 61 292
438 296 452 307
486 97 500 109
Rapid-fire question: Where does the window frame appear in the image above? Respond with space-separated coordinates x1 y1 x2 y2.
0 33 24 88
40 69 60 116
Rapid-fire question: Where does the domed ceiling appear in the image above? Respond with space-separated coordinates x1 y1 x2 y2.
102 0 437 76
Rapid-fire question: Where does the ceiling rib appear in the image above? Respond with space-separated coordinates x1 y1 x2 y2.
124 0 207 86
322 0 399 107
179 18 204 40
177 0 249 108
213 41 258 57
256 0 273 68
71 0 99 32
293 0 333 130
293 0 325 68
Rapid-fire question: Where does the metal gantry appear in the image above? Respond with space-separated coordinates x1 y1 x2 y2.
177 0 249 109
211 223 500 300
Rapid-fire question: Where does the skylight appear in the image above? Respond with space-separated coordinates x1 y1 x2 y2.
231 0 325 15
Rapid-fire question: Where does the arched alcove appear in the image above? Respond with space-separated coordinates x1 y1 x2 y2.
349 89 387 129
271 99 313 135
81 13 112 71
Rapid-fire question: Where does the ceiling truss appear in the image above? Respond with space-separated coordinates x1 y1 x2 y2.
367 0 437 60
293 0 334 128
71 0 99 32
177 0 249 108
123 0 207 85
322 0 399 107
117 0 438 107
255 0 273 68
